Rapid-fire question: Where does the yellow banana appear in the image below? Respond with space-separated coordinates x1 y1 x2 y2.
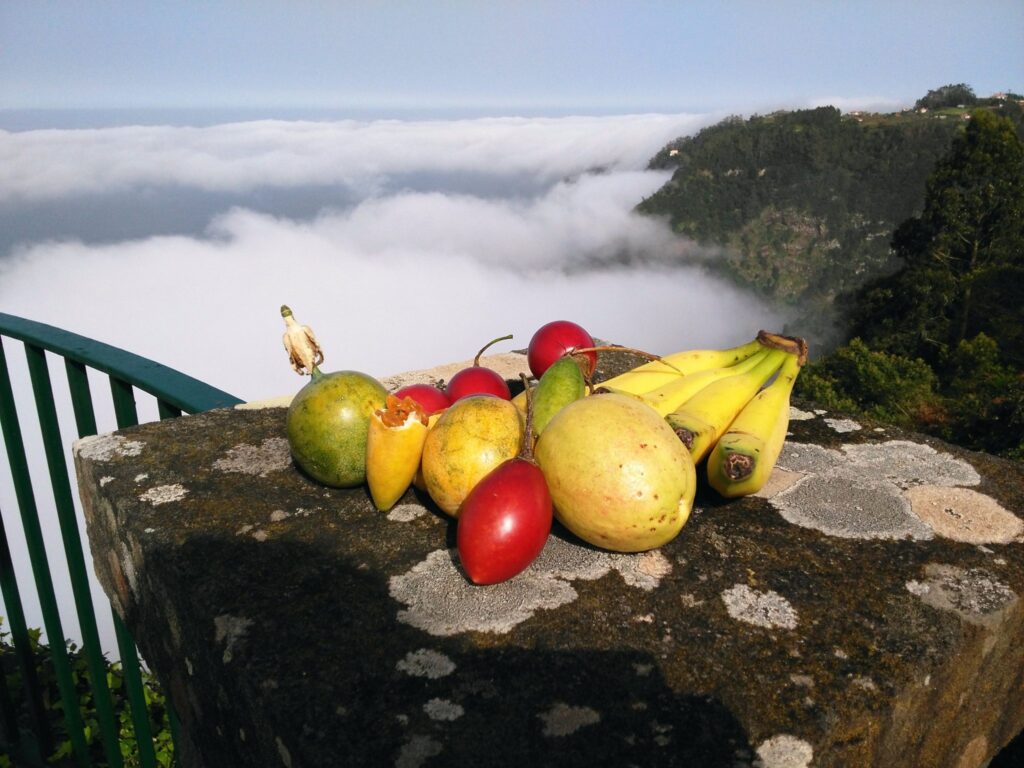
366 395 429 511
666 349 787 463
635 348 771 417
707 353 802 497
596 337 764 395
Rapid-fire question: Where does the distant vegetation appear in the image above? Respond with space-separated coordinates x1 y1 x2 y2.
639 86 1024 458
638 90 1023 347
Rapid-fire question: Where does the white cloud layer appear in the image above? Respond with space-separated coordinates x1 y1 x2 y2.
1 113 784 403
1 171 784 400
0 113 714 202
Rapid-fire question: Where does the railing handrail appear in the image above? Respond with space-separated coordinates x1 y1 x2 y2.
0 312 243 413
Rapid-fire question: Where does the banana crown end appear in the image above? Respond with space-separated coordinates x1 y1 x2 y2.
757 330 809 366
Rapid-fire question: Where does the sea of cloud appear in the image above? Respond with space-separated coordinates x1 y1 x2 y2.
0 112 788 653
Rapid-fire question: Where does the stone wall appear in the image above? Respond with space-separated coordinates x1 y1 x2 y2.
74 350 1024 767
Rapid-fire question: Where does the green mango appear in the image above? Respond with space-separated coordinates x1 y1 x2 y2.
532 356 587 436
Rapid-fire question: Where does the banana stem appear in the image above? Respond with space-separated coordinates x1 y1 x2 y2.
757 330 809 365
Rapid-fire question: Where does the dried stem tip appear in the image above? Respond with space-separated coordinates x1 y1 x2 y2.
281 305 324 376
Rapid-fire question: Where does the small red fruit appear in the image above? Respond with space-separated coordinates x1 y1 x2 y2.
456 456 552 584
456 376 552 585
528 320 596 379
393 383 450 415
446 334 513 402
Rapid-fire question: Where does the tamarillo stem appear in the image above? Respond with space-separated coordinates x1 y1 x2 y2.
570 345 684 374
518 373 536 462
473 334 514 366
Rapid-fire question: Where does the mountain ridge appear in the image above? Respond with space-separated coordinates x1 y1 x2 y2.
636 91 1024 348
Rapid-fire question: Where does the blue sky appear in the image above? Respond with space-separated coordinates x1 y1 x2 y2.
2 1 1022 115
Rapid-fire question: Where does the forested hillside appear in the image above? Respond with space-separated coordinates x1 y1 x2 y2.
637 86 1024 459
638 91 1024 345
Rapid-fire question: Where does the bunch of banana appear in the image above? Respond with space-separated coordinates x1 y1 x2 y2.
596 331 807 498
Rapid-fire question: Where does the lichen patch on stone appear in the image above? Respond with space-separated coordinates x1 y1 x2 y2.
824 417 861 433
907 565 1017 627
387 503 430 523
213 437 291 477
773 473 933 540
753 468 805 499
75 434 145 462
422 698 464 721
841 440 980 489
772 440 982 540
755 734 814 768
538 703 600 737
396 649 456 679
531 536 673 592
275 736 292 768
788 407 815 421
139 484 188 506
395 734 443 768
213 614 254 664
389 549 579 636
389 536 675 636
721 584 798 630
905 486 1023 544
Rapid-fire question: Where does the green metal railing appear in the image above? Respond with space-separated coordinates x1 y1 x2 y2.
0 312 242 766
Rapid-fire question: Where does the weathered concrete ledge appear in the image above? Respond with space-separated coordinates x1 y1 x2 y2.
73 350 1024 767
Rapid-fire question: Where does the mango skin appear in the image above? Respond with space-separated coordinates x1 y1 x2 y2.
532 356 586 435
421 395 523 517
286 371 387 487
535 393 695 552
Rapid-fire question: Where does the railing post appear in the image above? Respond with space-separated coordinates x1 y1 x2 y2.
0 338 91 767
0 502 50 763
25 344 125 768
108 376 159 768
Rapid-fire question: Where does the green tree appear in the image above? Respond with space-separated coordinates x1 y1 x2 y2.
915 83 977 110
797 338 940 428
851 109 1024 366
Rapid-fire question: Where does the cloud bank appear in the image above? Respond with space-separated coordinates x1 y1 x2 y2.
1 112 784 401
0 113 715 203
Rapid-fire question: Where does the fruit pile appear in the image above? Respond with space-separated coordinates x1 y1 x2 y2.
279 306 806 585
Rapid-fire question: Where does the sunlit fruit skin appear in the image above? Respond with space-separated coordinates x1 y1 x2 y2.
535 393 695 552
446 366 511 401
528 320 596 379
393 383 450 415
365 396 429 511
457 458 553 584
421 396 523 517
532 355 587 436
286 371 387 487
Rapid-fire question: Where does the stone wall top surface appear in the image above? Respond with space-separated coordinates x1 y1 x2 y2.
73 349 1024 768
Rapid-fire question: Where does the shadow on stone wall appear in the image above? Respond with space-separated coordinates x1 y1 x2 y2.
138 534 755 768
